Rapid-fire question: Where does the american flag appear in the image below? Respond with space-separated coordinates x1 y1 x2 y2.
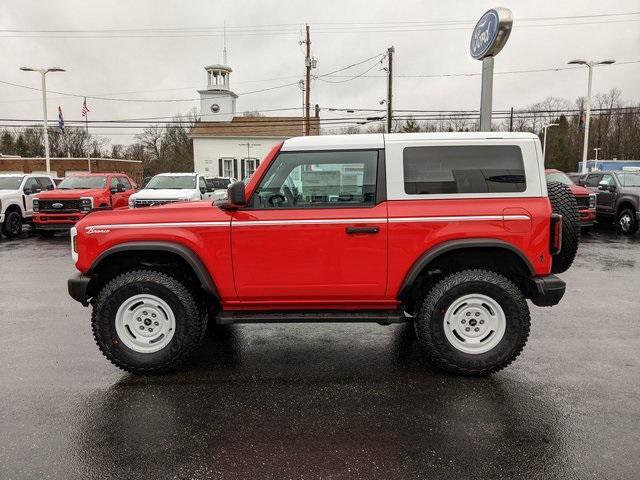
57 106 64 133
81 97 90 117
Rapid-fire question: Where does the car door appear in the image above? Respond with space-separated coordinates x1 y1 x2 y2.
596 173 617 218
198 176 210 200
118 176 135 205
109 177 128 208
230 149 387 303
22 177 40 215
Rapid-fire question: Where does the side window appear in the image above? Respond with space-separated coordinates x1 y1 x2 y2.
586 174 602 187
119 177 132 190
601 174 615 187
403 145 526 194
37 177 54 190
24 177 39 193
251 150 378 209
198 177 207 191
110 177 119 189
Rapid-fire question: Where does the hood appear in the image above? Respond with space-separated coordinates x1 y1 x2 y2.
131 188 198 201
0 189 21 199
76 200 228 230
37 188 104 199
569 184 591 196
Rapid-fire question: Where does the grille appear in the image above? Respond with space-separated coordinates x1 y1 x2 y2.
575 195 590 209
38 199 83 212
133 199 182 208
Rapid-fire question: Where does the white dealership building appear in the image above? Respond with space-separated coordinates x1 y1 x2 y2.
190 63 318 180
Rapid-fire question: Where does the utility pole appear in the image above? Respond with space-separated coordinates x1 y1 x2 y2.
386 46 394 133
304 24 311 136
509 107 514 132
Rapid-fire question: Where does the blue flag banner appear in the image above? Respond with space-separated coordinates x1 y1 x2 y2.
58 106 65 133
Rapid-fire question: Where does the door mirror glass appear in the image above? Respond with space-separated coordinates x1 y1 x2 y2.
24 186 41 195
598 180 608 190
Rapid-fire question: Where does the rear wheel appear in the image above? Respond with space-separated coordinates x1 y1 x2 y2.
1 211 23 238
91 269 207 374
617 208 638 235
547 181 580 273
414 269 530 376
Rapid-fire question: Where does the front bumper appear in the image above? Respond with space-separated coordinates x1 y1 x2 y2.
68 274 92 306
529 274 566 307
579 208 596 227
34 212 87 230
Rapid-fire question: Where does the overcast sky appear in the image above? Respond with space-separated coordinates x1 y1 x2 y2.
1 0 639 145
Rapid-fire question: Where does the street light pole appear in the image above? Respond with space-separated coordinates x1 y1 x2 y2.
542 123 559 164
20 66 65 175
568 59 615 173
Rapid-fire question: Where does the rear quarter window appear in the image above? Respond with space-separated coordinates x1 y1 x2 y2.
403 145 526 194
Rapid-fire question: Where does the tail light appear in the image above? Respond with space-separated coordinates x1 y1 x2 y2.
550 213 563 255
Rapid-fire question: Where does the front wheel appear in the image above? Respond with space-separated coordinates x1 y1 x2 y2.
91 269 207 374
617 208 638 235
2 211 23 238
414 269 530 376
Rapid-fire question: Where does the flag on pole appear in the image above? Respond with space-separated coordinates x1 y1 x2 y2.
57 106 65 133
81 97 90 117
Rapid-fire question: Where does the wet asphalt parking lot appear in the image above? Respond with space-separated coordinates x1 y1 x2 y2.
1 226 639 480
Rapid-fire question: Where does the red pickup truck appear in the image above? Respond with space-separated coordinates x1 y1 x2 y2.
68 133 579 376
33 173 136 236
545 169 596 227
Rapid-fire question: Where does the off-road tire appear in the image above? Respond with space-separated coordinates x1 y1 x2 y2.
414 269 530 376
91 269 207 374
1 211 23 238
617 207 639 235
547 181 580 273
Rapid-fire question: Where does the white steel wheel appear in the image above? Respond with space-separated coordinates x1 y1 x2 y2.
443 293 506 355
115 294 176 354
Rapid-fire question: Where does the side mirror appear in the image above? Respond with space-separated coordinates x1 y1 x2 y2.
598 181 608 191
199 186 207 195
224 181 246 208
25 186 41 195
117 184 126 193
46 184 54 191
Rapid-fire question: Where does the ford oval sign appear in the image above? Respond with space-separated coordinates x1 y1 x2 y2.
52 203 64 209
470 7 513 60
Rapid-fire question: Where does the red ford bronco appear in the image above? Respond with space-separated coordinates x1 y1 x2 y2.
68 133 579 376
33 173 136 236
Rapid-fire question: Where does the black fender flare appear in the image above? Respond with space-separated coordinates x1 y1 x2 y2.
88 241 219 299
397 238 535 301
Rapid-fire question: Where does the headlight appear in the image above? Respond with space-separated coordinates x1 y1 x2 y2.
589 193 596 209
80 197 93 212
32 199 39 212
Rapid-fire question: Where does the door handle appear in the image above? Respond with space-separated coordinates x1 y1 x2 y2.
346 226 379 234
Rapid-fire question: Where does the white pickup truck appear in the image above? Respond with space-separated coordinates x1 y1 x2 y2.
128 173 214 208
0 173 56 237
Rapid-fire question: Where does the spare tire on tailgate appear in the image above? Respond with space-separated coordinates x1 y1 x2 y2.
547 181 580 274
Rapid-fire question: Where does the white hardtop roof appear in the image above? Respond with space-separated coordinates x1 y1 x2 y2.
282 132 539 151
155 172 198 177
0 173 26 177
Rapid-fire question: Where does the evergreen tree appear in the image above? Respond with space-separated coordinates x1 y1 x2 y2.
0 130 15 154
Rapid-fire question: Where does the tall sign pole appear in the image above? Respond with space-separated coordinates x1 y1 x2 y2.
470 8 513 132
386 46 394 134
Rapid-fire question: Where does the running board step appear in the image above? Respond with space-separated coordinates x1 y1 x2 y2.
215 310 411 325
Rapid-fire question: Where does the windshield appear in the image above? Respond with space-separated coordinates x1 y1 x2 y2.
0 176 24 190
58 176 107 190
206 178 231 189
145 175 196 189
546 171 574 186
618 172 640 187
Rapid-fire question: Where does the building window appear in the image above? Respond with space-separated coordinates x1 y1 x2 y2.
220 158 234 177
244 158 258 178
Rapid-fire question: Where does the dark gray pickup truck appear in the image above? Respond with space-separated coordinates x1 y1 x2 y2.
580 170 640 234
